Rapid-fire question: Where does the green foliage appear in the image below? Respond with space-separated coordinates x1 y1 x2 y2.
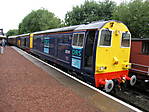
65 0 116 26
19 9 62 34
6 29 18 37
112 0 149 38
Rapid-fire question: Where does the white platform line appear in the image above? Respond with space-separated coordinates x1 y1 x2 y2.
12 46 142 112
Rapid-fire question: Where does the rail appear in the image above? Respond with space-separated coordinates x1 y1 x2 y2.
131 63 149 75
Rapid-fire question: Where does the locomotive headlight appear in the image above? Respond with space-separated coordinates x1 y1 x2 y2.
98 66 107 71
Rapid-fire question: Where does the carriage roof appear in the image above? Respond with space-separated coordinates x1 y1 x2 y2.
17 33 30 37
8 35 18 38
131 38 149 41
8 33 30 38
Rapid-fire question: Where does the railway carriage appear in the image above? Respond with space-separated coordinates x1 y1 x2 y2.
8 20 136 92
130 38 149 80
9 33 33 52
8 35 17 46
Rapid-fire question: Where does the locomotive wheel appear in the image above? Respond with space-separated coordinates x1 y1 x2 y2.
105 80 114 92
130 75 137 86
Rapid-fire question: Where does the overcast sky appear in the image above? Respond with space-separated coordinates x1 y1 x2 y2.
0 0 126 33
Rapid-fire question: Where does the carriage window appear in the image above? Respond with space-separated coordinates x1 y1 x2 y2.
142 42 149 55
99 30 112 46
78 34 84 46
72 33 84 47
121 32 130 47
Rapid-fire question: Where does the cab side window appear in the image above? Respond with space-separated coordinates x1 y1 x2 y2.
121 32 130 47
99 30 112 46
72 33 84 47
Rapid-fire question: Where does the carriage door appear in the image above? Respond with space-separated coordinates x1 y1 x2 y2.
83 30 96 72
71 33 84 70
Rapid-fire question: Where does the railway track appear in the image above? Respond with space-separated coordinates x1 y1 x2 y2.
110 81 149 112
13 46 142 112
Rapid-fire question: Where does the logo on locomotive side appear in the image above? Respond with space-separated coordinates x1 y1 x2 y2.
72 49 81 56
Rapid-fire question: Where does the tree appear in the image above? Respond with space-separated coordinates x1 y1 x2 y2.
6 29 18 37
112 0 149 38
19 9 62 34
65 0 116 26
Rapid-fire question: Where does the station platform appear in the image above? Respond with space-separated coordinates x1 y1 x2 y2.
0 46 142 112
0 47 100 112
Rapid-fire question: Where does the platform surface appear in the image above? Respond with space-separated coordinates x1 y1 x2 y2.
0 47 101 112
0 46 141 112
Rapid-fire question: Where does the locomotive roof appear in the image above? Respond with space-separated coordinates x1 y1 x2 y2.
75 20 122 30
33 20 120 35
75 21 108 30
8 20 123 37
33 25 81 35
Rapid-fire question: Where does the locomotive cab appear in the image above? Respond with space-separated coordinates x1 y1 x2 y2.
95 21 136 92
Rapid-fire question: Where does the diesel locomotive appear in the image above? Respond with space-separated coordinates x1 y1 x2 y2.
8 20 136 92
